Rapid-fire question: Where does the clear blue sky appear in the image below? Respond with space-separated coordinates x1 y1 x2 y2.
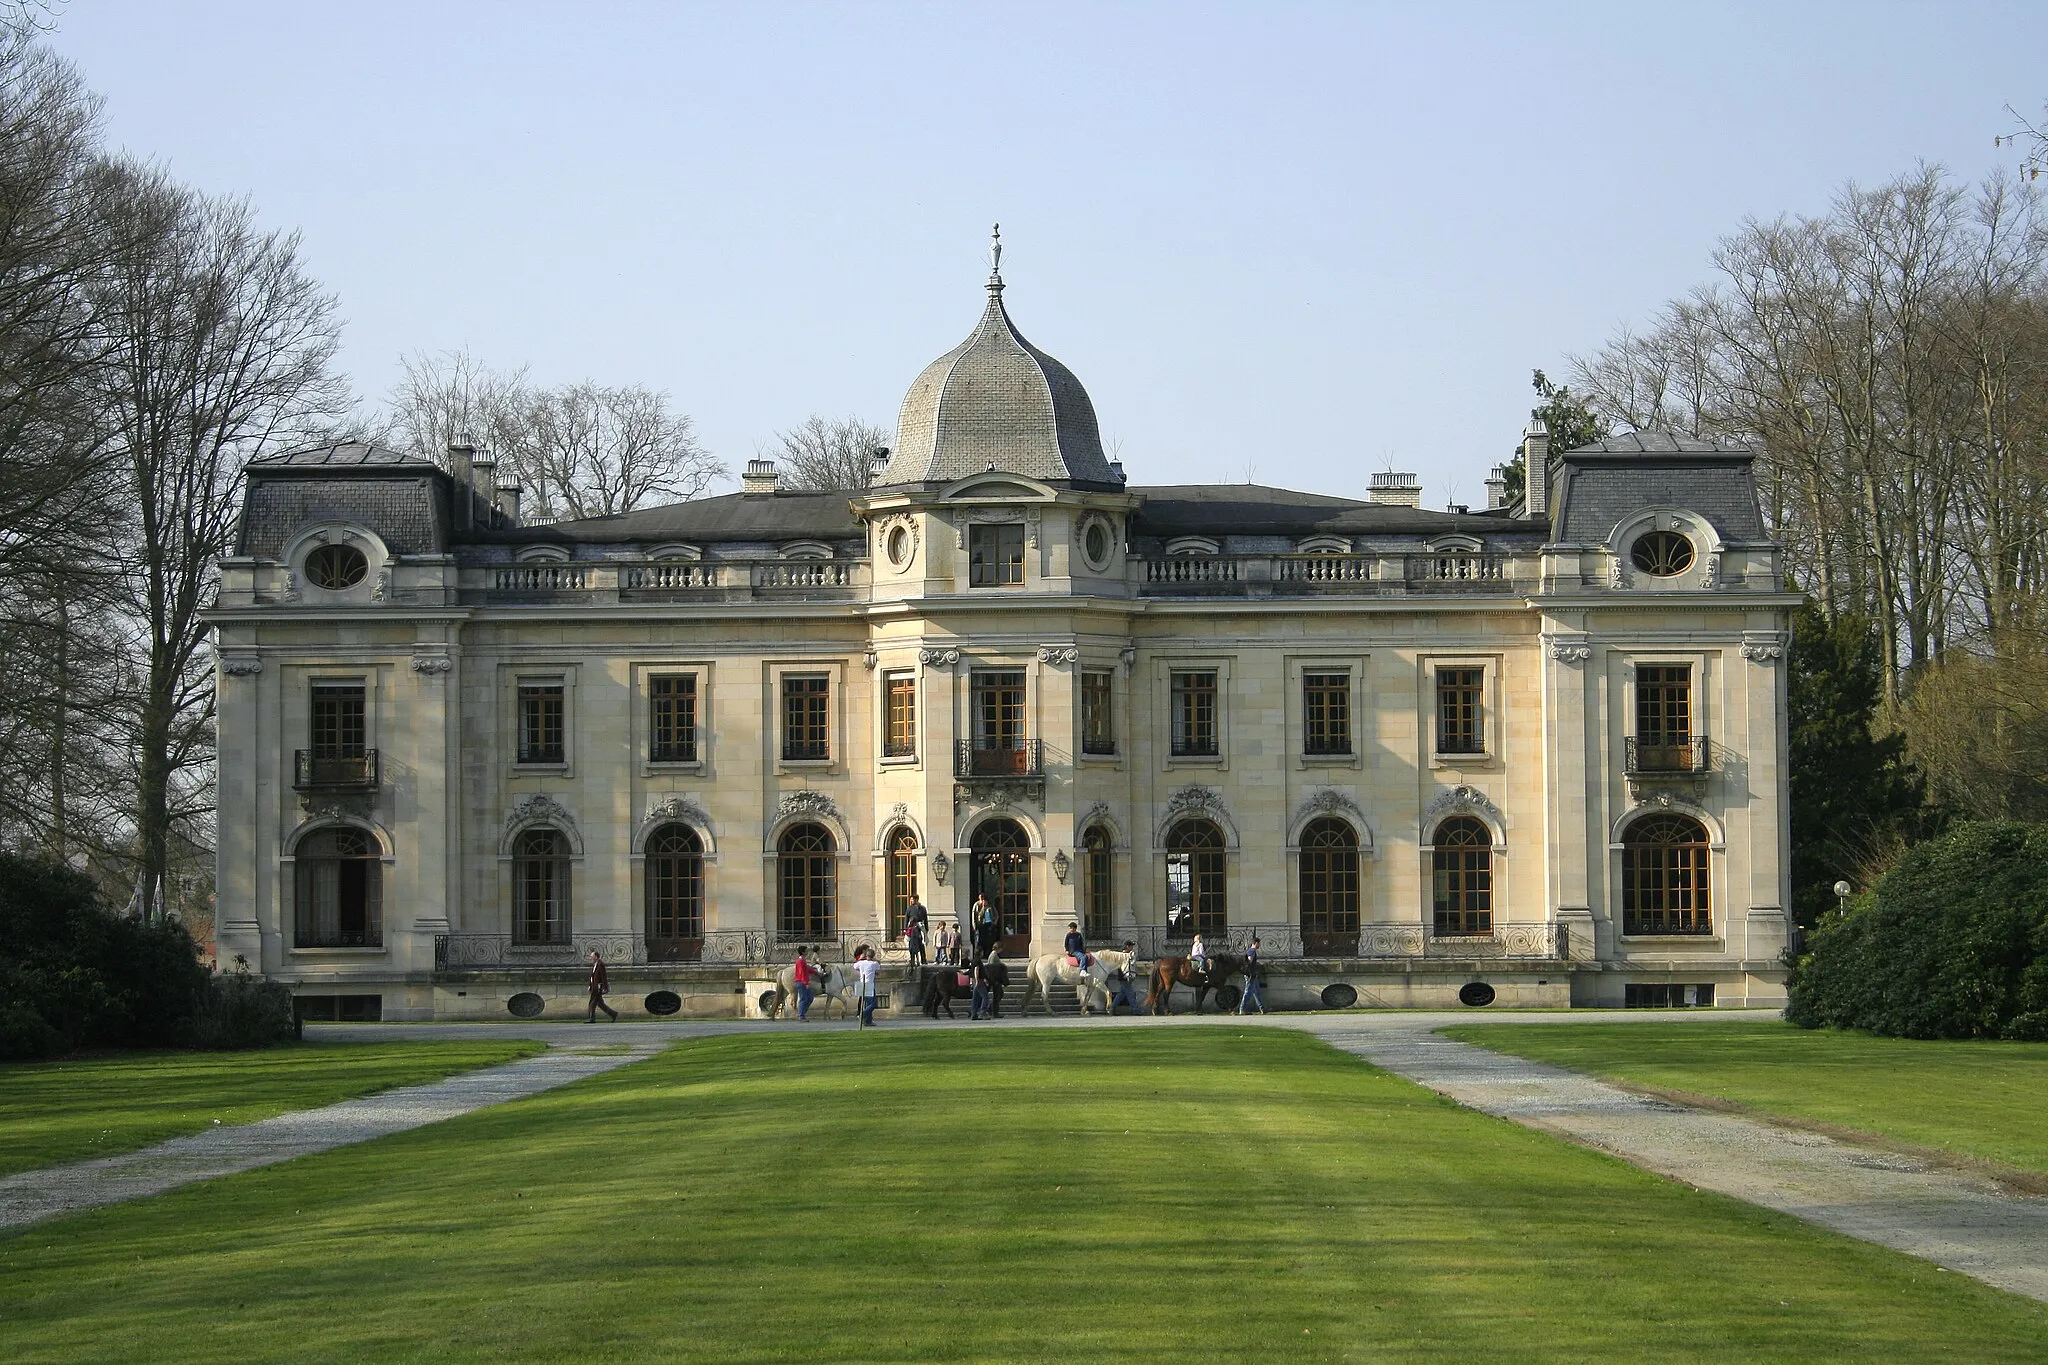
48 1 2048 506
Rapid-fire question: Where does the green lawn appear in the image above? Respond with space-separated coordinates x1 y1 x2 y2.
0 1039 545 1177
3 1029 2043 1363
1441 1020 2048 1175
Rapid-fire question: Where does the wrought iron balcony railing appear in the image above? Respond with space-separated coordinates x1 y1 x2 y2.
1624 735 1709 775
955 739 1044 779
293 749 378 791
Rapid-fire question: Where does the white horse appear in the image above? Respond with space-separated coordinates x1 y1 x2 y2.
1020 949 1138 1016
763 961 855 1020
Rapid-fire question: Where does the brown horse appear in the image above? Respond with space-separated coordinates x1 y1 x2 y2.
1146 954 1244 1015
921 959 1009 1018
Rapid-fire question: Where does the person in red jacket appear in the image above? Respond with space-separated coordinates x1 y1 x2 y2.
585 950 618 1022
792 947 816 1021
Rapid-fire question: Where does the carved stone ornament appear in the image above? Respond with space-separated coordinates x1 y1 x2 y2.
931 850 951 885
1051 849 1071 884
1547 640 1592 664
1703 550 1723 590
1162 783 1229 829
299 794 372 821
1423 783 1501 828
1037 645 1079 666
919 647 960 669
506 794 578 841
1119 645 1137 677
646 795 710 829
1609 558 1632 590
1294 787 1366 830
862 650 878 671
776 790 841 825
954 782 1032 812
373 564 393 602
1741 636 1785 664
1083 800 1114 830
410 652 453 675
220 655 263 677
280 569 300 602
889 802 910 824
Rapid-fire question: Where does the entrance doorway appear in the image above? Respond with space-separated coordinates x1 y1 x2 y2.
971 818 1031 956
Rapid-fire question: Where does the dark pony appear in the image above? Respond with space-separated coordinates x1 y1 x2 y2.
1145 954 1244 1015
921 958 1009 1018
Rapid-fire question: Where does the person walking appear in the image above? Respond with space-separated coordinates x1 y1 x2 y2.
937 922 958 965
1237 936 1266 1014
970 952 992 1020
1108 940 1142 1015
972 892 1000 960
585 950 618 1023
792 947 817 1022
853 946 881 1028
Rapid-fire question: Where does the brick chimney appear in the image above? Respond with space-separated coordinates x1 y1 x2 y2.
742 458 780 495
1367 471 1423 508
1485 465 1509 510
447 433 478 530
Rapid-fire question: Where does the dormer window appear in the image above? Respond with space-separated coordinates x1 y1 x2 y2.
305 544 368 590
1631 530 1695 577
969 524 1025 586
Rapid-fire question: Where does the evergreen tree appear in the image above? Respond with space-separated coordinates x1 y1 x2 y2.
1787 601 1927 927
1504 370 1607 503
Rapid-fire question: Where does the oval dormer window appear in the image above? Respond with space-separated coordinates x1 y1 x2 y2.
1083 521 1111 567
305 543 369 589
1630 530 1695 578
886 525 912 567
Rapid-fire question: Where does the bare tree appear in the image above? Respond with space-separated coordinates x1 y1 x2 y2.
767 414 890 491
383 347 532 471
88 162 346 918
519 382 722 520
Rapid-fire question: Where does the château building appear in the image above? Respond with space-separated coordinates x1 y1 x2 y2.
211 254 1795 1020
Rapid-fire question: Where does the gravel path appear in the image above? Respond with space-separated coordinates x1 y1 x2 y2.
5 1009 2044 1307
0 1039 666 1232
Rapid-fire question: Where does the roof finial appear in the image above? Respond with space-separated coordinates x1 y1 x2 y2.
988 221 1003 291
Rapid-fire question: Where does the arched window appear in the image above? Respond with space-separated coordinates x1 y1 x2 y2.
778 822 836 941
645 824 703 959
1622 814 1711 936
1298 817 1359 953
1082 825 1114 940
514 828 571 944
1165 819 1226 937
294 826 381 948
1431 817 1492 937
886 826 919 937
971 818 1031 950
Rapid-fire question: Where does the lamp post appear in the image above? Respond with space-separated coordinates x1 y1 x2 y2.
1832 879 1853 916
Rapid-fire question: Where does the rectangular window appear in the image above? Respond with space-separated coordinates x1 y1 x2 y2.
1170 670 1218 757
782 675 830 761
964 670 1028 775
310 684 366 758
649 675 698 763
968 523 1026 587
883 673 917 758
1303 671 1351 756
1634 665 1695 771
1081 670 1116 755
1436 667 1485 755
517 683 565 764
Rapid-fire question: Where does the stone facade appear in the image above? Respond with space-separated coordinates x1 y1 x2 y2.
210 271 1795 1020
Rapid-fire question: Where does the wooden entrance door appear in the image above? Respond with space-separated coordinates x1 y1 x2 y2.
972 818 1031 956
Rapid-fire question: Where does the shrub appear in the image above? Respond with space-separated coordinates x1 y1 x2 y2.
0 852 244 1058
1788 820 2048 1039
187 967 299 1050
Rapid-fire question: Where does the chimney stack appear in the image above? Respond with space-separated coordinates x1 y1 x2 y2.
1485 465 1509 510
1109 459 1126 484
472 449 498 524
446 433 478 530
1367 471 1423 508
1521 419 1551 521
741 458 780 495
495 482 523 526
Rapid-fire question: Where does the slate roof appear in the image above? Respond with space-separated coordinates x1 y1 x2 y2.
879 276 1118 486
1550 434 1766 544
247 441 439 469
1131 485 1546 540
473 489 863 546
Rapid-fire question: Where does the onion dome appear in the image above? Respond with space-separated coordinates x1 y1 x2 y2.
880 226 1118 486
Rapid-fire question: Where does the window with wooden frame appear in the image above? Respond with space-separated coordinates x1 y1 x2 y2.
1081 670 1116 756
1435 667 1485 755
1622 814 1711 936
310 683 366 759
968 523 1025 587
1302 671 1351 756
1164 819 1227 934
1633 665 1694 771
777 822 836 939
649 675 698 763
293 826 382 949
781 675 830 761
513 827 572 943
1297 817 1360 952
886 826 918 937
644 824 704 949
1170 670 1219 757
517 683 565 764
883 673 917 758
1430 817 1493 935
1082 825 1114 939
